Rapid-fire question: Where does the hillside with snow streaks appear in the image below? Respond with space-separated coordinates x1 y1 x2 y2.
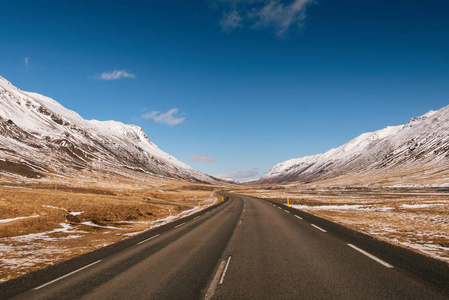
260 105 449 184
0 75 219 183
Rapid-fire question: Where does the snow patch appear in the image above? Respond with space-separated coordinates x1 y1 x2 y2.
0 215 39 223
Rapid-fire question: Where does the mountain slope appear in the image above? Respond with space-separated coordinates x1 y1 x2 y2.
0 75 219 184
260 105 449 184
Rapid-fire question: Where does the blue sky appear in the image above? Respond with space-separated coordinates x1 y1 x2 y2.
1 0 448 181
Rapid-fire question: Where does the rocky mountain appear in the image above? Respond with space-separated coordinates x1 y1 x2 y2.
0 75 220 184
260 105 449 184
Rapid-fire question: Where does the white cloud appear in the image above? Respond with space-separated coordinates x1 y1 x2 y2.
220 9 243 32
24 57 29 66
141 108 185 126
98 70 136 81
251 0 312 36
215 0 314 36
189 154 216 162
216 168 259 180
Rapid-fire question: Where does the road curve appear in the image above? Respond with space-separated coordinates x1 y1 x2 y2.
3 198 242 300
2 194 448 299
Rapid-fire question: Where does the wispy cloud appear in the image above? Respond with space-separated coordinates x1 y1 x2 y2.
189 154 216 163
24 57 29 67
97 70 136 81
216 168 259 180
215 0 315 36
220 9 243 32
141 108 185 126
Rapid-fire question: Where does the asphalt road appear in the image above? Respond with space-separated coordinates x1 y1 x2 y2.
2 194 448 299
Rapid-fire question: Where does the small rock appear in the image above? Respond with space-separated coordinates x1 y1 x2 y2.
66 214 80 223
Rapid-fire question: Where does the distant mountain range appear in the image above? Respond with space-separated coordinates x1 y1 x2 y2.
0 75 220 184
260 104 449 185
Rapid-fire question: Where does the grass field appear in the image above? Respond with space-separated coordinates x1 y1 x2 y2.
2 169 449 283
0 179 225 282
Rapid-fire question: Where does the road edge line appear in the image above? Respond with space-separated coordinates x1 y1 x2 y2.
348 244 394 268
311 224 327 232
33 260 102 290
137 234 160 245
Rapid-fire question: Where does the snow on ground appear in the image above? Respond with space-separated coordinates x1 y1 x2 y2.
0 186 32 189
42 205 83 215
366 225 449 262
42 205 67 211
7 223 82 242
291 204 394 211
0 215 39 223
123 196 218 237
401 204 444 209
0 243 69 282
80 221 121 230
152 195 218 227
289 200 449 262
0 222 85 282
0 195 220 282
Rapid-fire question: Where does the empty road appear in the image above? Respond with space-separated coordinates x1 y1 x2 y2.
2 194 448 299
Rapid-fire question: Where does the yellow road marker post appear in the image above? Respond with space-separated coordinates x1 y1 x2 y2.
199 203 201 211
287 198 290 207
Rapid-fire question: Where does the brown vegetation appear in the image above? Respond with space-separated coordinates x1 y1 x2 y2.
0 179 227 282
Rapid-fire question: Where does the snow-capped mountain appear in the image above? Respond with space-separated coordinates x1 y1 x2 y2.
260 105 449 184
0 75 220 183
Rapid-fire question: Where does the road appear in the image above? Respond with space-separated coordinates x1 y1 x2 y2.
2 194 448 299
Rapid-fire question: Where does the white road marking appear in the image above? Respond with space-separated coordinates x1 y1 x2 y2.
311 224 327 232
204 259 226 300
138 234 160 245
278 207 281 209
219 256 232 284
175 222 186 228
239 219 243 225
284 210 290 213
347 244 394 268
33 260 102 290
193 216 200 220
295 215 303 220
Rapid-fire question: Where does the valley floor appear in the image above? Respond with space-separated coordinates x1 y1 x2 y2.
238 185 449 263
0 179 223 282
2 176 449 284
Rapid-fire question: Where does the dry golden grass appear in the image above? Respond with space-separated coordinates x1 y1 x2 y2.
0 177 229 282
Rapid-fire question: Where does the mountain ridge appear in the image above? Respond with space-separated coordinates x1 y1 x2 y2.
0 75 221 184
259 104 449 184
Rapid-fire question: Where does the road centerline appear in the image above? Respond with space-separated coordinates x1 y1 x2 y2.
204 260 227 300
219 256 232 284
